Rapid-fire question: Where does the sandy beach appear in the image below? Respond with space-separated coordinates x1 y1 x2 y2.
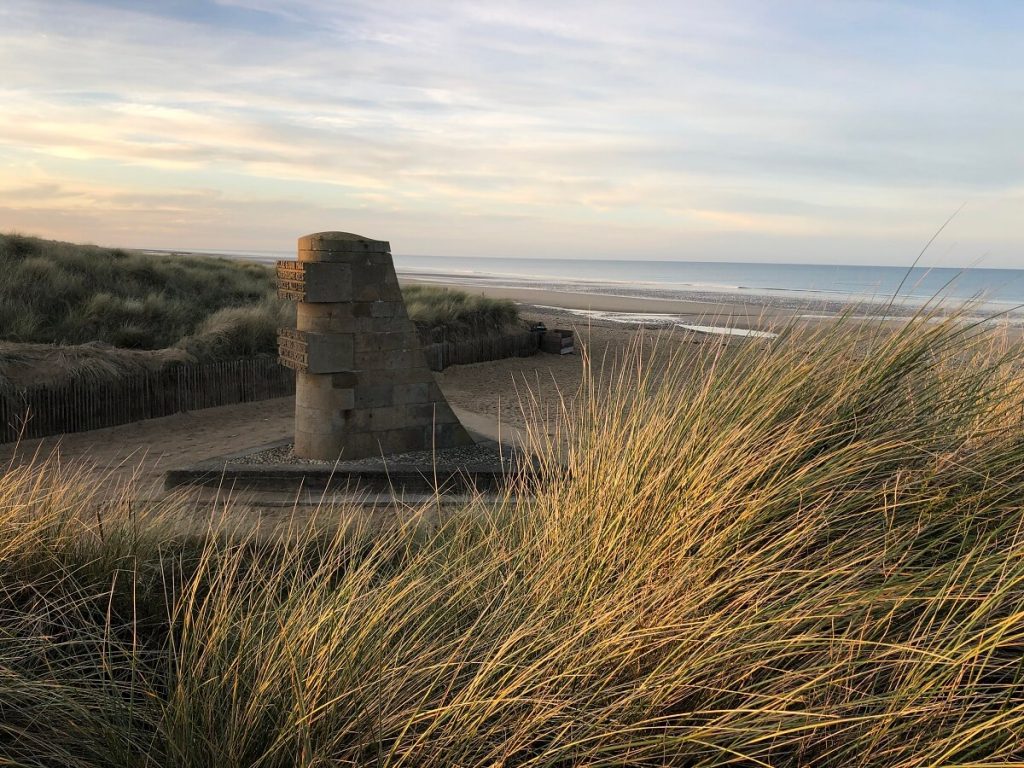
0 301 664 493
401 276 798 325
3 279 1016 505
0 282 735 500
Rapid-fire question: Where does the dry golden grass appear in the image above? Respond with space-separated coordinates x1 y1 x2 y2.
2 312 1023 766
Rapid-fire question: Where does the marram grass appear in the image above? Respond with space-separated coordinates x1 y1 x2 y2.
0 233 520 361
3 314 1024 766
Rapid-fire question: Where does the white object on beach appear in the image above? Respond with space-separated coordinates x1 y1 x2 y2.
676 324 777 339
530 305 777 339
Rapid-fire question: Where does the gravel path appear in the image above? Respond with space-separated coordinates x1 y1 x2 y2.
230 441 522 470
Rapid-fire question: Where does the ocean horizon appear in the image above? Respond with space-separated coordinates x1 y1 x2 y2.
171 248 1024 318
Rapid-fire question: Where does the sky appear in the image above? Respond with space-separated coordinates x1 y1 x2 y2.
0 0 1022 267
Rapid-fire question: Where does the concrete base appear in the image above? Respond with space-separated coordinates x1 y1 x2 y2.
164 439 538 496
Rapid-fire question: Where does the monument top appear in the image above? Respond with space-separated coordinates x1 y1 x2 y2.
298 231 391 253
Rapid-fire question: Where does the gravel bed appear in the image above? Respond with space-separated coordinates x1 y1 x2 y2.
230 441 524 470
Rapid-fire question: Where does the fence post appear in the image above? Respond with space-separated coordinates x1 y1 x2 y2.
1 329 540 445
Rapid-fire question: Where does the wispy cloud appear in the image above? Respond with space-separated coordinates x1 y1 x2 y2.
0 0 1021 264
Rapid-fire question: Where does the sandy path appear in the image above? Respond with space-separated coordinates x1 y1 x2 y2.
1 397 295 497
437 307 664 433
0 305 744 499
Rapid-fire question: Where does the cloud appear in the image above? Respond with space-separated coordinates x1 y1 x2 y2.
0 0 1021 265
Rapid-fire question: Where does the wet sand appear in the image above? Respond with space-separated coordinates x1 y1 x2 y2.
400 276 802 329
400 274 1024 337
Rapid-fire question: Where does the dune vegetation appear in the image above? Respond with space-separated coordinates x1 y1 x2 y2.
403 283 521 341
2 312 1023 766
0 233 276 351
0 233 519 361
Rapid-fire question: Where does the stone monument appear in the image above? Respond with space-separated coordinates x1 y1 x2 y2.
276 231 473 460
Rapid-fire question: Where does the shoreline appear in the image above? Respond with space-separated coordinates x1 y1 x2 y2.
398 275 1024 335
141 248 1024 329
4 252 1021 501
402 277 791 323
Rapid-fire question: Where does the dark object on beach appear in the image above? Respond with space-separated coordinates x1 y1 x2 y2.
541 329 575 355
529 321 547 353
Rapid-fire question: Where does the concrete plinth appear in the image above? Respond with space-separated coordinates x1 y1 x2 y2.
277 231 473 460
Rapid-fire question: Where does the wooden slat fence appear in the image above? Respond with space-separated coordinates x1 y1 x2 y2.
0 357 295 443
424 331 540 372
0 332 541 443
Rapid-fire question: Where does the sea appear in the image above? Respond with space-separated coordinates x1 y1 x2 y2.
178 249 1024 322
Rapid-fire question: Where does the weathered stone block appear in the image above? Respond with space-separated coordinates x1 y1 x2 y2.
354 331 423 354
378 367 436 386
408 402 450 423
297 231 390 254
434 421 471 447
296 404 333 435
344 405 434 432
283 230 473 460
305 331 355 373
376 427 432 455
298 307 419 336
356 316 418 334
277 261 352 303
331 372 360 389
296 431 345 460
370 301 408 319
297 250 398 266
328 387 355 411
356 347 429 372
297 302 352 332
392 382 430 405
278 329 354 373
353 265 402 301
341 432 385 459
353 384 394 409
297 371 353 398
